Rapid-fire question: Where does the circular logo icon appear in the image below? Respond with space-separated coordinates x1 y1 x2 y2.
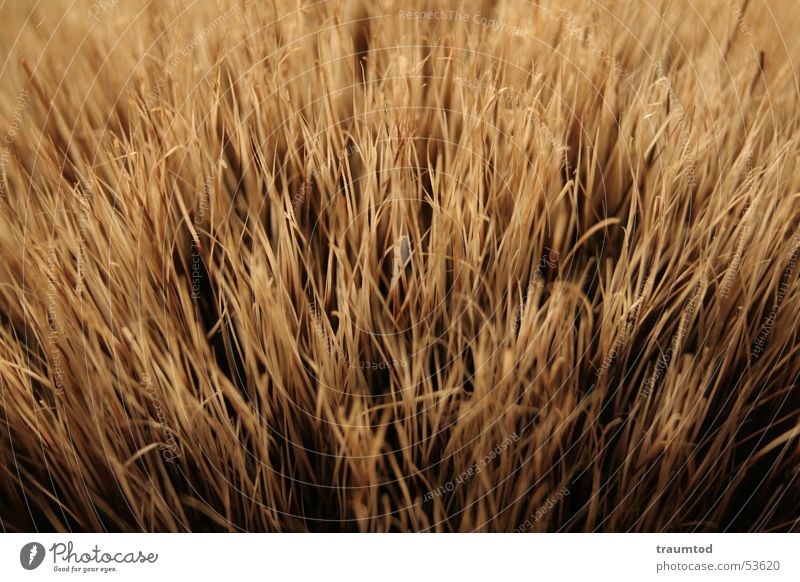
20 542 46 570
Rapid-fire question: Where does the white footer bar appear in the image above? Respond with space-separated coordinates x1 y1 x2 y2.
2 533 797 581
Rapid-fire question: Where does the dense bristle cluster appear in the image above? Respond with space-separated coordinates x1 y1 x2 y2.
1 0 799 532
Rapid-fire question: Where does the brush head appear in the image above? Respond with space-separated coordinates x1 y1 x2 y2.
0 0 799 532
